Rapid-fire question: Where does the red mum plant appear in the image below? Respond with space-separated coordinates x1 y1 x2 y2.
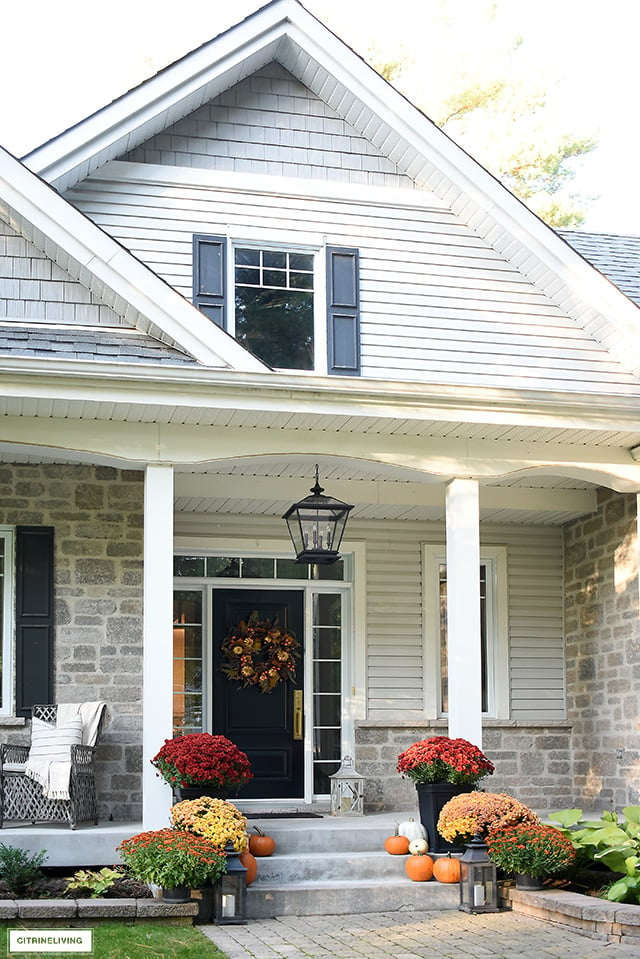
151 733 252 793
486 822 576 879
396 736 494 786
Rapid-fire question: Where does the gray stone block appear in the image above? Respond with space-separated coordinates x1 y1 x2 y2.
17 899 77 918
136 899 199 918
77 898 137 917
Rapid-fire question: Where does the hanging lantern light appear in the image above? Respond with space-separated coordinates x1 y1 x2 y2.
283 465 354 565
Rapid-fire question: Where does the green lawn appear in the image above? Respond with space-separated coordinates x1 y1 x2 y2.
2 922 228 959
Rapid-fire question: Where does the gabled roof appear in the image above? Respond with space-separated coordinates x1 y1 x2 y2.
0 146 266 372
22 0 640 388
560 231 640 308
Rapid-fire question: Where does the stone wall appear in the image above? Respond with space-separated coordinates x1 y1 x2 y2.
355 721 573 814
0 463 144 820
564 489 640 811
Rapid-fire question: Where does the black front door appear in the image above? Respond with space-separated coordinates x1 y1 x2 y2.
212 588 304 799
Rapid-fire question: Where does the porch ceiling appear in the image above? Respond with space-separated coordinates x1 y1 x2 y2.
1 376 639 523
172 456 599 526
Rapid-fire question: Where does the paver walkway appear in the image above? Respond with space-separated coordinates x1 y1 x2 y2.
201 910 640 959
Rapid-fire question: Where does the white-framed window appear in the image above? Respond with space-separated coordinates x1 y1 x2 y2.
0 527 14 716
423 544 508 719
232 246 319 372
192 235 360 376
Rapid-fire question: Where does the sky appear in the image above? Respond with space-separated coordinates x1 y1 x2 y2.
2 0 639 234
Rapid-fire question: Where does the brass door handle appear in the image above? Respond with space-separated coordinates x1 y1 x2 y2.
293 689 303 740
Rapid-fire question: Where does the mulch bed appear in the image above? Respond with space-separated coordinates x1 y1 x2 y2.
0 869 152 900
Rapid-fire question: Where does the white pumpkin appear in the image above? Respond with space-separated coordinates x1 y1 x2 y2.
408 838 429 855
397 818 427 842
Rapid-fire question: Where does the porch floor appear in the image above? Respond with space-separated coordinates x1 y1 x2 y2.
0 820 141 867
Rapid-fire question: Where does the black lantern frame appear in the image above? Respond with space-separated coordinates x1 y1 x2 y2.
283 466 353 565
213 845 247 925
458 835 499 914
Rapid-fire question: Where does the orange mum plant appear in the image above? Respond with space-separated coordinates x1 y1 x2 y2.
437 791 539 845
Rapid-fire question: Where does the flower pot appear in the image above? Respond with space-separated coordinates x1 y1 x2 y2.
515 873 543 890
162 885 191 903
415 782 471 855
172 785 230 803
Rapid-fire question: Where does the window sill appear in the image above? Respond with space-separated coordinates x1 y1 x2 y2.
0 717 27 727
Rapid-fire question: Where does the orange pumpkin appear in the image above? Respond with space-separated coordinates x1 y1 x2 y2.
433 854 461 884
405 854 434 882
384 834 410 855
249 825 276 857
239 850 258 885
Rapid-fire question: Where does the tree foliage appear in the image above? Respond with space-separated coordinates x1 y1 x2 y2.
365 2 598 227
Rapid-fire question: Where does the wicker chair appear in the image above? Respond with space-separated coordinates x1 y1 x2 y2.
0 703 106 829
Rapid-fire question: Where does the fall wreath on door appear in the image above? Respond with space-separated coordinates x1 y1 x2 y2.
220 610 300 693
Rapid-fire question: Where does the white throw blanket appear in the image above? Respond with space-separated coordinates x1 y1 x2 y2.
24 702 106 801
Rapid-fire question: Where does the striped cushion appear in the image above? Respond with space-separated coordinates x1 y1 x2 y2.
29 716 83 762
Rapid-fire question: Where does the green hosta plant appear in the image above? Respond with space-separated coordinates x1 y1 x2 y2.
549 806 640 903
65 867 122 898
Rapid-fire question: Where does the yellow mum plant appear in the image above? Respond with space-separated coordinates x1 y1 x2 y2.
170 796 248 852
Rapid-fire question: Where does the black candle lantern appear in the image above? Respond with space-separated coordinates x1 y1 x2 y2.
283 465 353 565
458 834 499 914
213 845 247 924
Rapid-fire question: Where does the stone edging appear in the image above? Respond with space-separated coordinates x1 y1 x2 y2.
504 886 640 945
0 898 198 922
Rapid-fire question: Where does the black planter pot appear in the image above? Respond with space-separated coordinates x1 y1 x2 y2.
415 782 472 855
172 786 230 803
515 873 543 890
162 885 191 903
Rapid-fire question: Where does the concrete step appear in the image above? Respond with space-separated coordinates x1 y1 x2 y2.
245 813 411 855
252 850 416 884
241 812 461 917
247 877 460 918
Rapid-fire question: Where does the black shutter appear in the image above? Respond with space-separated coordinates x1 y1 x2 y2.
193 234 227 328
16 526 54 716
326 246 360 375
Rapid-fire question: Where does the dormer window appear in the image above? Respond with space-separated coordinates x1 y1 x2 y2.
235 248 314 370
193 234 360 375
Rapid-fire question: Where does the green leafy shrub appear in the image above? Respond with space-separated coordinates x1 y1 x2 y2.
549 806 640 903
0 844 47 896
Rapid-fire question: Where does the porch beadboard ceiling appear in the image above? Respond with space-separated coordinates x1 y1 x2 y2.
22 0 640 385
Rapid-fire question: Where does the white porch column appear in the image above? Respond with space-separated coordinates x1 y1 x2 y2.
142 464 174 829
445 478 482 748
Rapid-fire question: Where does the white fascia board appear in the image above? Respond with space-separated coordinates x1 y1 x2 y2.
23 5 299 186
0 149 266 372
3 358 640 435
